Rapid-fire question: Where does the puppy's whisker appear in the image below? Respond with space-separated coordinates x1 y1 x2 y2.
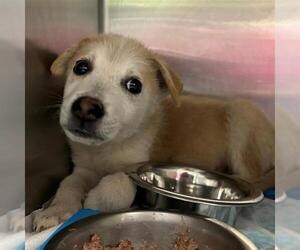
40 104 62 110
49 93 63 99
46 91 64 102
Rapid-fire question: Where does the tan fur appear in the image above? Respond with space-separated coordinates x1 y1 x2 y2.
151 95 228 170
151 56 183 107
33 34 274 232
51 37 99 76
151 95 274 184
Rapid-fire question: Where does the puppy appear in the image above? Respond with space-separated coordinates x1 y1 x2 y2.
33 34 274 231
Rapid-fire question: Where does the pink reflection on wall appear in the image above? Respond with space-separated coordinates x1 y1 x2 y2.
113 23 274 97
109 1 274 116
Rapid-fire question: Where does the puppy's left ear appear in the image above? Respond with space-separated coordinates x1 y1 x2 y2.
153 56 183 107
50 35 96 76
50 43 79 77
50 37 93 77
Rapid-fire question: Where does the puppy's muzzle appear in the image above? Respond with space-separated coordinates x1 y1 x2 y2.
71 96 104 122
68 96 104 137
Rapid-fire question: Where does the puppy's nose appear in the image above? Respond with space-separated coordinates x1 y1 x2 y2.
71 97 104 122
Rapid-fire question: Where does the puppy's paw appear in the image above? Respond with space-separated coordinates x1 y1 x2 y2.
84 172 136 212
33 204 79 232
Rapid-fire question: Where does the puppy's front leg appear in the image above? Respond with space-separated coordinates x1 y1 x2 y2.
33 167 99 232
84 172 136 212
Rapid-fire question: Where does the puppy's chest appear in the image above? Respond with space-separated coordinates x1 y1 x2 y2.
73 143 150 175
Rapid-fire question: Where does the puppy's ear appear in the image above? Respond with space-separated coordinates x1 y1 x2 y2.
50 37 93 77
50 43 79 77
153 56 183 107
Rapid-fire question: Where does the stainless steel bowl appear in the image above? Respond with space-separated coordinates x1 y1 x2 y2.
129 163 263 225
44 211 257 250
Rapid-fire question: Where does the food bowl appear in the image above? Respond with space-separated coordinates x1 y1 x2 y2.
129 163 263 225
44 211 257 250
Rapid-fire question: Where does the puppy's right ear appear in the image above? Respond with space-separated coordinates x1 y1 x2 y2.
50 43 79 77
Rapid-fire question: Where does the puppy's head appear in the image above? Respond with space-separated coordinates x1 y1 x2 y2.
51 34 182 145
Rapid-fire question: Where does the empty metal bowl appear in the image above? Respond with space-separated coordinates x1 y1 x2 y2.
129 163 263 225
44 211 257 250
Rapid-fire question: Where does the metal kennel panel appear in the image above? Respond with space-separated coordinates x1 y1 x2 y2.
106 0 275 119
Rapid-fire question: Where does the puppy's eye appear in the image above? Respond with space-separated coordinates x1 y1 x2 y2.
125 78 142 94
73 59 91 75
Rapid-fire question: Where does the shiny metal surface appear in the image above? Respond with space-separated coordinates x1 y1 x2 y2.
136 189 241 225
44 211 257 250
107 0 275 119
130 163 263 206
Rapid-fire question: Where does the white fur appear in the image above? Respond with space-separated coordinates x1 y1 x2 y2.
33 35 274 232
33 35 160 231
59 41 159 146
84 172 136 212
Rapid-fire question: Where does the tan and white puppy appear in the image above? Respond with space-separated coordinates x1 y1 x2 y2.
33 34 274 231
